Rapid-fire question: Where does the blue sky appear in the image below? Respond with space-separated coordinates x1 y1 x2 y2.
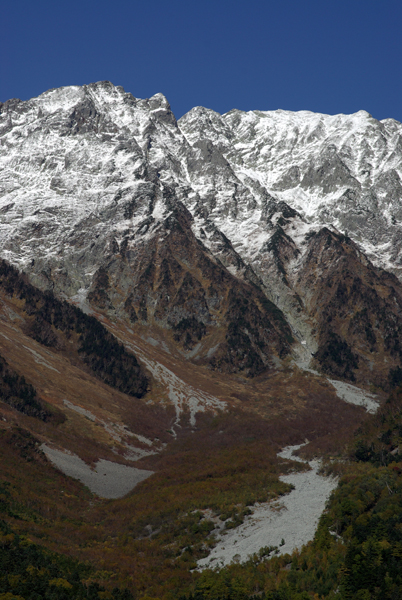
1 0 401 122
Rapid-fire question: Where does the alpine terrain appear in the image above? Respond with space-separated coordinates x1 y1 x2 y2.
1 81 402 600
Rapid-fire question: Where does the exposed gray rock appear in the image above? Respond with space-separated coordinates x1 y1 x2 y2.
1 82 402 381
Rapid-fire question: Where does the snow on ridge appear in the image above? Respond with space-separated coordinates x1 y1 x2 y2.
1 82 402 302
35 85 85 114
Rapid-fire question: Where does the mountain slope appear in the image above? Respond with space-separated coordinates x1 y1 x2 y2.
1 82 402 388
4 81 402 599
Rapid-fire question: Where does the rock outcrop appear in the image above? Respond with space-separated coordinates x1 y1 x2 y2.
1 81 402 385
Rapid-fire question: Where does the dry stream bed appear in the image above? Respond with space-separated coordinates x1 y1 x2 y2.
197 444 339 568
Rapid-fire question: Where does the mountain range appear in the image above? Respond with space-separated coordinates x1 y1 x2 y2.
1 81 402 599
2 81 402 386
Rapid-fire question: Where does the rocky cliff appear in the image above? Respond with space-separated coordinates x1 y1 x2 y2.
1 81 402 385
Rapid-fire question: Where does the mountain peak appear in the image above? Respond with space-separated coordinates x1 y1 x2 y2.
1 82 402 385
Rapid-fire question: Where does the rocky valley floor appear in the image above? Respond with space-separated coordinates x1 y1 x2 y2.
0 280 386 599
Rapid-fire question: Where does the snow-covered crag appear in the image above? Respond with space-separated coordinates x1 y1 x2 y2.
180 106 402 263
179 107 402 359
0 83 187 295
1 81 402 385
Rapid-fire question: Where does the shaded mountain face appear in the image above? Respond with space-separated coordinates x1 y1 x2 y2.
1 81 402 385
87 188 293 376
0 259 149 398
292 229 402 387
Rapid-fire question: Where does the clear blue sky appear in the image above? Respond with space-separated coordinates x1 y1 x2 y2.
1 0 401 122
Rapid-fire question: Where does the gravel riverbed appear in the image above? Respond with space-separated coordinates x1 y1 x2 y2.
42 444 153 499
198 444 338 568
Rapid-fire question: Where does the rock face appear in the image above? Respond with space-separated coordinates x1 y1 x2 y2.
1 81 402 384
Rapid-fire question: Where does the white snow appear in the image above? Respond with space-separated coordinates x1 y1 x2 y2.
1 83 402 292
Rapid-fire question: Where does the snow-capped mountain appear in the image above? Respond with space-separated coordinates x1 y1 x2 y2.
1 81 402 386
180 105 402 262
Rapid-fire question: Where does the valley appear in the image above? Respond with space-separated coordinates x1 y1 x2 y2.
1 82 402 599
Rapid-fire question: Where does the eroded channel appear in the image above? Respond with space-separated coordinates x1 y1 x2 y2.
198 444 338 568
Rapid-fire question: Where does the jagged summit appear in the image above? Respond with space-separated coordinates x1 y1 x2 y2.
1 81 402 384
